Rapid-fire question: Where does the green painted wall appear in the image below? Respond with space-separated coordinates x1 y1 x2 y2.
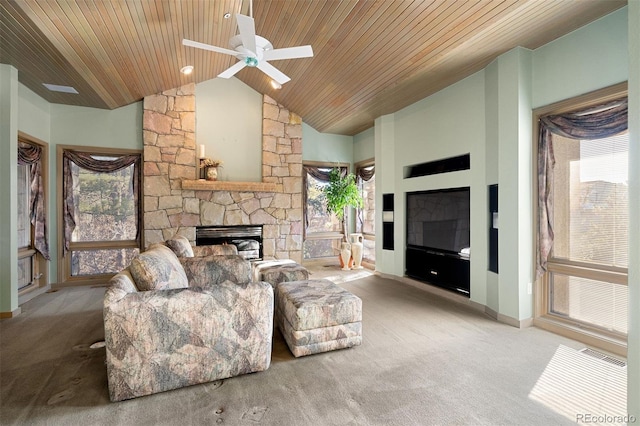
532 7 627 108
353 127 374 163
196 77 263 182
18 84 50 143
0 65 19 315
302 122 353 165
51 103 142 149
484 59 500 314
494 48 533 321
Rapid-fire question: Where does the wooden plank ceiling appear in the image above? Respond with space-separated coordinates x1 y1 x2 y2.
0 0 626 136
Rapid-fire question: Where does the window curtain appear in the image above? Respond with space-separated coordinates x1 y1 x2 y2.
302 165 347 237
537 99 627 277
18 142 49 260
355 164 375 233
62 151 140 255
355 164 375 182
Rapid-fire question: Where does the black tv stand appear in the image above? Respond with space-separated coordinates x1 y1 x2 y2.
406 246 470 297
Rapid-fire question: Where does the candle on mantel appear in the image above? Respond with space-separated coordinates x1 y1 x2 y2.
199 144 205 159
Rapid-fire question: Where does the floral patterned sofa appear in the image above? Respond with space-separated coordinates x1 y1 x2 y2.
103 243 274 402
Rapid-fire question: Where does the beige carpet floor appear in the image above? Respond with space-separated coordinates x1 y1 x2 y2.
0 262 627 425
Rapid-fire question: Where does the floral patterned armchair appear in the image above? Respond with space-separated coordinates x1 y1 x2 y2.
103 244 273 401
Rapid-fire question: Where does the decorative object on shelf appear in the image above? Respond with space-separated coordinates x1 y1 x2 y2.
198 144 206 179
206 166 218 181
201 157 223 181
340 242 352 271
349 233 364 269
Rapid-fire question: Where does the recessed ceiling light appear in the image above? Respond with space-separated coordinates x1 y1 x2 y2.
180 65 194 75
223 12 231 19
42 83 78 94
270 80 282 90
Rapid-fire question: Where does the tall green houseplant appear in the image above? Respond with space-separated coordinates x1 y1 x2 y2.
323 167 364 243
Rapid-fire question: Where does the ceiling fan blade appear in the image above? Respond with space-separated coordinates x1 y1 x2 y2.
218 61 248 79
235 14 257 55
182 39 239 57
263 45 314 62
257 61 291 85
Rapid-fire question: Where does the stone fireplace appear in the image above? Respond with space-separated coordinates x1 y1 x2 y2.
142 83 303 263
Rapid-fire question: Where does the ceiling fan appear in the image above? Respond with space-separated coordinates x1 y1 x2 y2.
182 1 313 85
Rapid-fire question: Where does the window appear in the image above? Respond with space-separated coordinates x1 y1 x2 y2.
18 162 35 290
355 161 375 264
534 84 628 355
59 147 141 285
17 137 49 294
549 132 628 334
303 163 347 259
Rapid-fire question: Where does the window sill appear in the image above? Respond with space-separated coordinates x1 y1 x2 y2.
533 314 627 357
305 232 344 240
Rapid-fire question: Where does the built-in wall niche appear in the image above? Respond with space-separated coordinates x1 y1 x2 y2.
404 153 470 178
406 187 470 254
382 193 394 250
489 184 498 273
405 187 471 296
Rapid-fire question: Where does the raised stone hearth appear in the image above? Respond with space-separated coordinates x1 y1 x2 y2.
142 84 303 262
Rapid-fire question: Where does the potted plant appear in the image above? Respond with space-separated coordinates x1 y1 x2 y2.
322 167 364 269
200 157 223 181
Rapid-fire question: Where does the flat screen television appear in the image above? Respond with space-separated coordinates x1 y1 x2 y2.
406 187 470 254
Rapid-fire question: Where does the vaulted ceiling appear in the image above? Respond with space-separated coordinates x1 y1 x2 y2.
0 0 626 135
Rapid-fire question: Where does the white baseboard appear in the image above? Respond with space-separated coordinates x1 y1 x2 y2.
0 307 22 319
377 272 533 328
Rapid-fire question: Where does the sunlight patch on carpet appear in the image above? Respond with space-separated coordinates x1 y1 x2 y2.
314 269 373 284
528 345 627 424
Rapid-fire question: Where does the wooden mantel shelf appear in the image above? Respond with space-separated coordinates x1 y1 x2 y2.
182 179 278 192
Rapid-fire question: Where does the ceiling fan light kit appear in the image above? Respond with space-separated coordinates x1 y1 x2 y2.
244 56 259 67
182 3 312 85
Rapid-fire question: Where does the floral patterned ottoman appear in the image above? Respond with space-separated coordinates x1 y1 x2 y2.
275 279 362 357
